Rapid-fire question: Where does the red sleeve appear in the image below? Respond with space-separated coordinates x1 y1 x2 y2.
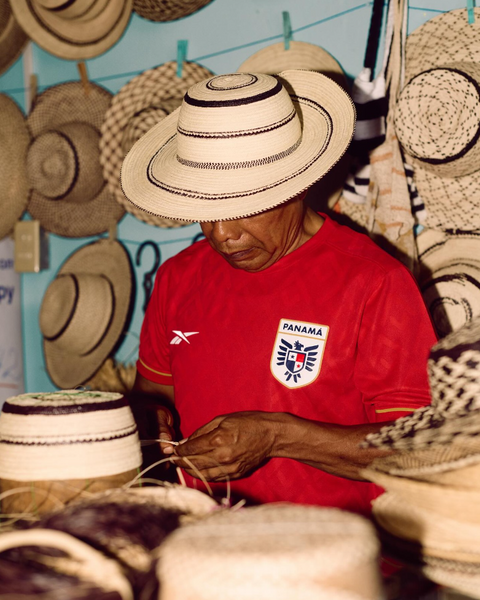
136 263 174 386
354 265 437 423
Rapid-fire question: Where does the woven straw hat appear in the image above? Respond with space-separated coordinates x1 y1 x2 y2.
121 70 356 222
0 528 134 600
100 60 214 228
10 0 133 60
27 81 125 237
0 94 30 240
39 239 133 389
157 503 383 600
0 0 29 75
238 42 351 211
363 314 480 451
416 228 480 338
0 390 141 482
133 0 213 22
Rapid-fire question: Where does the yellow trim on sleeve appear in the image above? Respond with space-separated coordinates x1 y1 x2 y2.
138 358 172 378
375 407 418 414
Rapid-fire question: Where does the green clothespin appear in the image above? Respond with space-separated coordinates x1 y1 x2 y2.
467 0 475 24
283 11 292 50
177 39 188 78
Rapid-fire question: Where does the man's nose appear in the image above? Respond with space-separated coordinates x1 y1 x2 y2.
210 220 241 243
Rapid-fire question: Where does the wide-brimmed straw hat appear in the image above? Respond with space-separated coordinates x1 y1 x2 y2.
121 70 356 223
416 228 480 338
27 81 125 237
363 314 480 452
0 0 29 75
100 60 214 228
0 390 141 482
0 94 30 240
10 0 133 60
39 239 133 389
238 42 351 211
157 504 382 600
133 0 213 22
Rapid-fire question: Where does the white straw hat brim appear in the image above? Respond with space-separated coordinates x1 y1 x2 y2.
10 0 133 60
121 70 356 222
42 240 133 389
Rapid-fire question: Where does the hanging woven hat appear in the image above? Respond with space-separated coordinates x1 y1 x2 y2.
0 390 142 514
0 94 30 240
26 81 125 237
10 0 132 60
100 60 214 228
416 228 480 338
133 0 213 22
39 238 134 389
238 41 351 211
121 70 356 222
0 0 29 75
157 504 383 600
363 314 480 452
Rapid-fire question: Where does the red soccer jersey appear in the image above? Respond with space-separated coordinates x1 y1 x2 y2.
137 215 437 515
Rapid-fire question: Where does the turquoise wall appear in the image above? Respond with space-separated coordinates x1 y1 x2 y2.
0 0 467 392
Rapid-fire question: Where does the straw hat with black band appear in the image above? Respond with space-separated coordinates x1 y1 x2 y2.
39 238 134 390
133 0 213 22
100 60 214 228
27 81 125 238
121 70 356 223
0 94 30 241
0 0 29 76
394 8 480 231
10 0 133 61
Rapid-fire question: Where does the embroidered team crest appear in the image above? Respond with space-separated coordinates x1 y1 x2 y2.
270 319 328 389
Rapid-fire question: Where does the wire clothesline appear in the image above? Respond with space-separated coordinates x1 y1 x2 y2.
0 2 447 96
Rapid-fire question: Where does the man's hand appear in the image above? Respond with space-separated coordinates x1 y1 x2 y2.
173 412 279 482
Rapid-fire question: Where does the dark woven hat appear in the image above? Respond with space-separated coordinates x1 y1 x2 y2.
0 0 29 75
133 0 213 22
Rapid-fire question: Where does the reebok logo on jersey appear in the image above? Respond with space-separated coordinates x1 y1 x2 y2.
170 331 199 345
270 318 328 389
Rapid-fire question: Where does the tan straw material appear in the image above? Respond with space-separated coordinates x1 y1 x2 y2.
0 529 134 600
39 239 133 388
121 70 356 222
0 94 30 240
133 0 213 22
27 81 125 237
10 0 133 60
100 60 214 227
157 504 383 600
0 0 29 75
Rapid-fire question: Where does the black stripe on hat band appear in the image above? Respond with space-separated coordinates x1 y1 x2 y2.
80 277 115 357
48 0 78 11
177 109 296 139
44 131 79 201
43 274 79 342
184 80 283 108
409 67 480 166
0 427 138 446
2 396 129 415
177 139 301 170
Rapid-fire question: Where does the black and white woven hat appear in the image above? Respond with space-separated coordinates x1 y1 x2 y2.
363 314 480 453
121 70 356 223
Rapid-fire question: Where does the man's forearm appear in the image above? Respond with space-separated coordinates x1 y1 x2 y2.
269 413 394 481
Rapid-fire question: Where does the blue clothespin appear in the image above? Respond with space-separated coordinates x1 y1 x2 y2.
283 11 292 50
177 39 188 78
467 0 475 24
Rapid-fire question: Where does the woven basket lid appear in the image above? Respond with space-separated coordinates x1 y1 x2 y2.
100 60 214 227
39 239 133 388
0 94 30 240
10 0 133 60
27 81 125 237
157 503 382 600
0 390 141 481
0 528 133 600
0 0 29 75
133 0 213 22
